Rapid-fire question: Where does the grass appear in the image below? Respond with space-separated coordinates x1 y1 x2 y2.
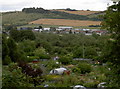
29 19 101 27
2 11 102 26
18 24 101 29
53 9 101 16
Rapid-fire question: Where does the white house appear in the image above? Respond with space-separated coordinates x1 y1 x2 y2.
58 27 73 30
56 28 63 31
83 29 90 31
43 28 50 31
33 29 43 32
49 68 67 75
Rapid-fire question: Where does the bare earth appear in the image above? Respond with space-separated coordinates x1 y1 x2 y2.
29 19 101 26
52 10 100 15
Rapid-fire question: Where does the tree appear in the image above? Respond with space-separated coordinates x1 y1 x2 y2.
77 62 92 74
18 40 36 56
34 47 50 59
20 30 36 41
10 29 36 42
85 47 97 59
102 1 120 87
2 34 9 61
38 26 43 29
73 47 83 58
58 55 72 65
9 29 20 42
7 37 19 62
3 55 12 65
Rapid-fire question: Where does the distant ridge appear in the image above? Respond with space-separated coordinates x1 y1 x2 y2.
2 7 103 26
51 9 104 16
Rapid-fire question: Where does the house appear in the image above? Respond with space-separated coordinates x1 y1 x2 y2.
56 28 63 31
49 67 67 75
17 27 32 30
43 28 50 31
32 29 43 32
58 27 73 30
83 29 90 31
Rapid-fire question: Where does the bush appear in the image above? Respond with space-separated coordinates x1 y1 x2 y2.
58 55 72 65
83 81 98 88
3 55 12 65
72 67 81 74
34 47 50 59
46 60 61 71
2 64 34 87
8 63 18 72
77 62 92 74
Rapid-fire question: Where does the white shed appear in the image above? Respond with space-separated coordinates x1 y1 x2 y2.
73 85 86 89
43 28 50 31
50 68 67 75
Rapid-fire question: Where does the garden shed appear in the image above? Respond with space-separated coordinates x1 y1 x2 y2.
49 68 67 75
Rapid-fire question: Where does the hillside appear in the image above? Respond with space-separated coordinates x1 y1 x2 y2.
29 19 101 27
52 9 104 20
2 8 102 26
52 9 101 16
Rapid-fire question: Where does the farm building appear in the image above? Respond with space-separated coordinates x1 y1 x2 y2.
32 29 43 32
43 28 50 31
58 27 73 30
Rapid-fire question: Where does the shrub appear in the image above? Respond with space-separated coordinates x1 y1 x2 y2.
72 67 81 74
77 62 92 74
8 62 18 72
3 55 12 65
2 64 34 87
58 55 72 65
83 81 98 88
46 60 60 71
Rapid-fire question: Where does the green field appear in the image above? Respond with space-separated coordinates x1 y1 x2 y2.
2 10 101 26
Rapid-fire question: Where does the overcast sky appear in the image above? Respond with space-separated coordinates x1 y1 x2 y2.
0 0 113 12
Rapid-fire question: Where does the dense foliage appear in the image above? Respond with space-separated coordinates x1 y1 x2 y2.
2 34 26 64
101 1 120 87
9 29 36 42
22 7 49 13
2 5 115 88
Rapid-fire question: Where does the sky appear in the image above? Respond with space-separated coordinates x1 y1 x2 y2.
0 0 113 12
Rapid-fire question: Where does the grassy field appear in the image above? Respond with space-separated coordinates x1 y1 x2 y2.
29 19 101 27
2 12 47 25
2 10 102 26
19 24 101 29
52 9 101 16
2 11 88 25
